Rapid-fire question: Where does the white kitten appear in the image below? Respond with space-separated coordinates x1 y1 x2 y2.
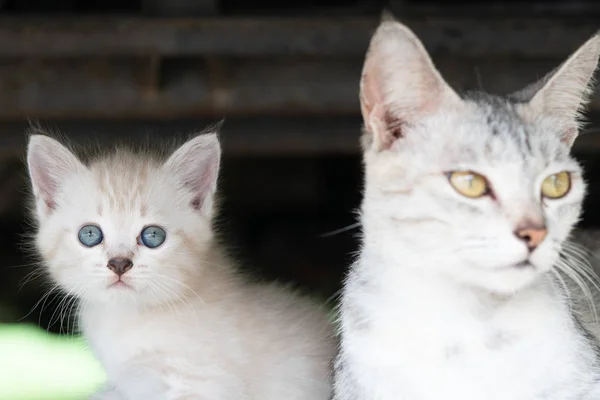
26 131 335 400
333 18 600 400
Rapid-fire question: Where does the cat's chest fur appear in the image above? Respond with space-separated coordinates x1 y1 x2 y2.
340 271 600 400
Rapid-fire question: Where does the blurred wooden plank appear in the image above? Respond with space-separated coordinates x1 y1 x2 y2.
0 57 360 118
401 0 600 17
0 56 598 119
142 0 218 16
0 16 595 58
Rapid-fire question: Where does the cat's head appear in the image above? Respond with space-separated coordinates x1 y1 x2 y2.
359 19 600 294
27 131 221 306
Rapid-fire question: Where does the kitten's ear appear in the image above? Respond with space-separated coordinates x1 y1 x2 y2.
27 134 84 218
360 19 462 151
514 32 600 146
164 132 221 215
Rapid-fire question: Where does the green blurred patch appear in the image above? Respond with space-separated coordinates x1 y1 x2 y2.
0 323 106 400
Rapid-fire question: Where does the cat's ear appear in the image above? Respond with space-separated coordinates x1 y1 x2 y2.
514 32 600 146
164 132 221 215
360 18 462 151
27 134 84 218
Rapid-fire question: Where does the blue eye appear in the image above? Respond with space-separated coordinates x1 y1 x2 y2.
140 226 166 248
78 225 103 247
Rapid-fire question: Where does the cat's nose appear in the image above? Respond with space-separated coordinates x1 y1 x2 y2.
107 257 134 277
514 224 548 251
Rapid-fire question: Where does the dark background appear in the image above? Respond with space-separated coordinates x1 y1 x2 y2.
1 0 600 333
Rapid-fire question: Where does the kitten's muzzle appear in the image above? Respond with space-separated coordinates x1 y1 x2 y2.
107 257 134 277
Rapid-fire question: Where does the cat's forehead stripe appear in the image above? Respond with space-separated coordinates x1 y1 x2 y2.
88 152 162 214
464 92 539 161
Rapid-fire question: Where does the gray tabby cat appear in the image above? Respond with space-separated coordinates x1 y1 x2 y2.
333 17 600 400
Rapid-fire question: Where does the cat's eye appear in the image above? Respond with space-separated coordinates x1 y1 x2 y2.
541 171 571 199
448 171 489 198
139 225 166 249
78 224 103 247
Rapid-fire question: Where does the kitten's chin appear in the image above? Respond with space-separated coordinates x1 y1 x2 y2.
88 279 188 308
78 279 143 305
107 279 133 290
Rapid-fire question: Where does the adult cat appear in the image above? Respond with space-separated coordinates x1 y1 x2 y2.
333 18 600 400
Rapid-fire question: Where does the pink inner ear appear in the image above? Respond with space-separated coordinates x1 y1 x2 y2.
27 135 85 217
359 41 436 150
166 134 221 213
31 166 62 213
188 161 217 211
562 127 578 145
29 166 57 211
191 198 202 210
361 68 404 150
384 111 404 141
40 187 57 211
360 74 405 150
29 152 71 213
359 21 464 152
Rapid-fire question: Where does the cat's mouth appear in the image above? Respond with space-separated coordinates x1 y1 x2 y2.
493 260 533 271
514 261 533 269
108 279 132 289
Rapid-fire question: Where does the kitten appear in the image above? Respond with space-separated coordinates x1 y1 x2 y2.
333 18 600 400
26 130 335 400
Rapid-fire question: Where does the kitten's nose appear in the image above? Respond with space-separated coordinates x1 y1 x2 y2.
515 223 548 251
107 257 133 277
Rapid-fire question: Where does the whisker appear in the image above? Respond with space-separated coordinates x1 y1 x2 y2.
150 273 205 306
554 244 599 325
151 277 197 315
325 289 342 307
19 284 61 323
7 261 46 269
18 268 47 290
318 223 361 238
551 268 572 304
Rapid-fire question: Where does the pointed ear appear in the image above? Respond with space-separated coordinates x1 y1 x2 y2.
27 134 84 218
360 19 462 151
164 132 221 215
514 32 600 146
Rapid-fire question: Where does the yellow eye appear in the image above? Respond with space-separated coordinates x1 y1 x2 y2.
541 171 571 199
448 171 489 198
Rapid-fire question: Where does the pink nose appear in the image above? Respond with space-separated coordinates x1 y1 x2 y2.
514 226 547 251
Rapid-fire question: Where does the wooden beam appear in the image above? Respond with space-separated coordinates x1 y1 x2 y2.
0 56 596 119
0 16 594 58
142 0 218 16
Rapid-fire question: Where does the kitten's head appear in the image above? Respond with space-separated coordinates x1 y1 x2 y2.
27 131 221 306
360 19 600 294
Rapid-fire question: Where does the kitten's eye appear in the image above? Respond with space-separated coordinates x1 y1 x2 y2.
541 171 571 199
140 226 166 249
448 171 489 198
78 225 103 247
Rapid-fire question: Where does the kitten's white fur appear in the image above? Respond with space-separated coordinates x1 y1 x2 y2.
27 132 335 400
334 19 600 400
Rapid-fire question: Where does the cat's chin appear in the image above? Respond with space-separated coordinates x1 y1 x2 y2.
460 263 543 295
